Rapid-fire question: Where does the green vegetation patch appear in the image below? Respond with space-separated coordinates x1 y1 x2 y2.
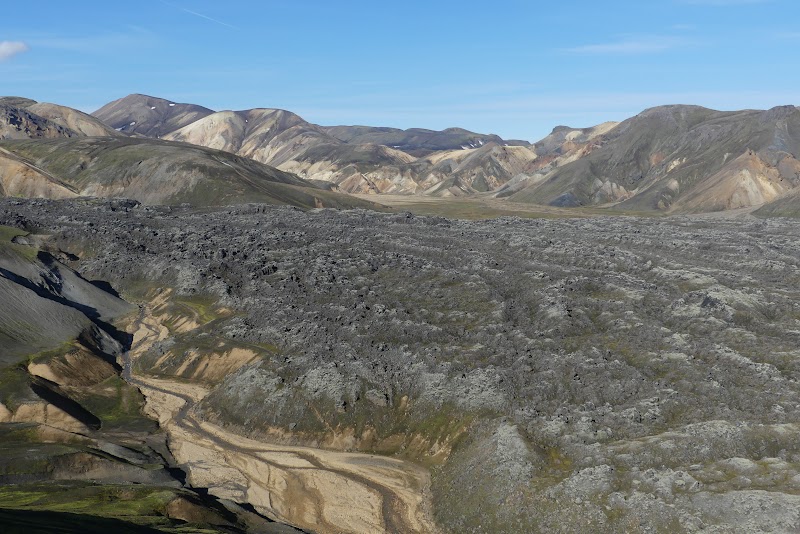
0 225 27 242
0 508 167 534
0 225 38 262
169 294 224 325
75 375 157 432
0 366 37 410
0 480 238 533
0 482 178 529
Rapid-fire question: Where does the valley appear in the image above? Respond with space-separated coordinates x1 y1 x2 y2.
2 197 800 533
1 93 800 534
125 297 437 534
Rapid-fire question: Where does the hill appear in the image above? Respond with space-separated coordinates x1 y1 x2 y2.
95 94 535 196
92 94 214 138
89 95 800 215
321 125 528 157
0 97 118 140
0 136 382 209
510 105 800 213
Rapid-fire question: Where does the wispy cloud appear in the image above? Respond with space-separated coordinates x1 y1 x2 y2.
0 41 29 62
158 0 239 30
563 35 691 55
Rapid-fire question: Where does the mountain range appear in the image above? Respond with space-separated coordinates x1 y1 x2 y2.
92 94 800 215
508 104 800 214
0 97 380 210
0 93 798 215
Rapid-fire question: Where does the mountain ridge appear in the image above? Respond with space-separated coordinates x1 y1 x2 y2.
92 94 537 196
0 136 383 209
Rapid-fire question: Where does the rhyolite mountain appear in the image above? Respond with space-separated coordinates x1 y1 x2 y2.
92 94 214 138
0 97 119 140
92 94 540 196
510 104 800 213
0 96 381 209
92 94 800 215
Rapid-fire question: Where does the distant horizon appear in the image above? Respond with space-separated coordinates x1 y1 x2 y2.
2 1 799 140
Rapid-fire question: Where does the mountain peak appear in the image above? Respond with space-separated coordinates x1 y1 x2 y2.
0 96 39 108
92 94 215 137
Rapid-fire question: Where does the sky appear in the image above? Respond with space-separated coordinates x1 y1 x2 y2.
1 0 798 141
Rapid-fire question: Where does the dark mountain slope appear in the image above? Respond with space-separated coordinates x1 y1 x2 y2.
92 94 214 138
322 125 526 157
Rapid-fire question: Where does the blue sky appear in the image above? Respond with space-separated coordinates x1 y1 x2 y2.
1 0 798 140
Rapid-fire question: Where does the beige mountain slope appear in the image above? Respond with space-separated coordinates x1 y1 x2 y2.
493 122 619 197
755 185 800 217
676 149 800 213
0 97 121 140
162 108 418 191
0 101 78 140
27 102 120 137
0 146 78 199
418 143 539 196
162 107 543 195
164 108 321 161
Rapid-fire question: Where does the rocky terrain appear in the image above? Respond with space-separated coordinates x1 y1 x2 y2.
321 125 529 158
2 197 800 532
0 97 118 140
0 220 303 533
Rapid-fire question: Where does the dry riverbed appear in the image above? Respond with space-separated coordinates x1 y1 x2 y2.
125 304 438 534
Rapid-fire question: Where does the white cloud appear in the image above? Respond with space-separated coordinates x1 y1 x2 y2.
0 41 29 62
563 36 690 55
